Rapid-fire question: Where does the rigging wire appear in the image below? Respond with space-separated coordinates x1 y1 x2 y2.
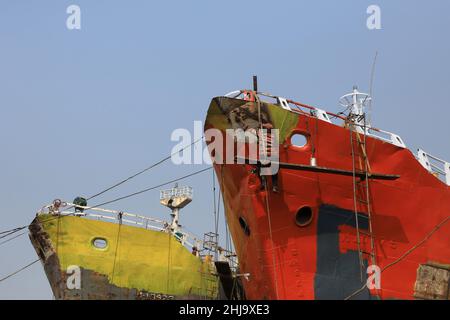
0 258 40 283
219 164 231 253
368 51 378 127
0 227 27 240
86 136 204 201
166 227 172 294
0 231 27 247
255 93 279 299
0 231 25 241
212 170 219 260
0 136 205 237
7 167 212 235
35 167 213 229
110 213 122 287
1 167 209 240
0 227 27 235
212 170 218 233
263 183 279 299
216 187 221 241
350 126 365 281
84 167 212 210
0 167 213 285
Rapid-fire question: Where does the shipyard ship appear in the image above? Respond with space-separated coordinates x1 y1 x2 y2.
204 81 450 300
29 185 242 300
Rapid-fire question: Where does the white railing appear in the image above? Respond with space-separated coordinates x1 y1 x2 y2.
366 127 407 148
38 202 199 247
310 108 332 123
417 149 450 186
224 89 408 150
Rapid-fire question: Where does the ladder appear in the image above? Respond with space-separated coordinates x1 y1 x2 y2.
350 119 377 280
198 232 219 299
198 267 218 300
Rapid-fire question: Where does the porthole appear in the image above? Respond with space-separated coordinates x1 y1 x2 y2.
239 217 251 236
295 206 313 227
92 237 108 249
290 134 308 147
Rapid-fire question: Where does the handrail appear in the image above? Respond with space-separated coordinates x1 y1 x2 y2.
223 89 397 137
37 201 239 269
287 99 347 121
366 127 407 148
417 149 450 186
64 202 166 224
223 89 415 153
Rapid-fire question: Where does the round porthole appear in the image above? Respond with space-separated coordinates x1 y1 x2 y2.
295 206 313 227
290 133 308 147
92 237 108 249
239 217 251 236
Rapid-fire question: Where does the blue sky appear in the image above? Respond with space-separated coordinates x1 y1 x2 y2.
0 1 449 299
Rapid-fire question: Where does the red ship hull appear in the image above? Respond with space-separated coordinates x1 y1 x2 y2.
204 95 450 300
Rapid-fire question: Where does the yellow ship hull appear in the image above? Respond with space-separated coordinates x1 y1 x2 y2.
29 214 218 300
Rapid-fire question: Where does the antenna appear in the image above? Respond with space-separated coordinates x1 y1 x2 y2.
339 86 371 133
368 51 378 127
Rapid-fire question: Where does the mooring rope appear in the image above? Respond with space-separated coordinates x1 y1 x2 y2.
110 212 123 286
345 214 450 300
0 259 40 283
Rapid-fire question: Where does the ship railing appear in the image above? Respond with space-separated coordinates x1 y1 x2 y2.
365 127 407 148
224 89 346 122
37 201 240 268
417 149 450 186
38 202 198 247
199 232 239 271
222 251 239 272
225 89 408 150
160 186 193 200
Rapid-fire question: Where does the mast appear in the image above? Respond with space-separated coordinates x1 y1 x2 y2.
339 86 372 133
159 184 193 234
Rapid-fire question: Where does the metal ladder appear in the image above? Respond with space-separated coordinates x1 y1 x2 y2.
199 232 219 299
350 122 377 280
197 267 218 300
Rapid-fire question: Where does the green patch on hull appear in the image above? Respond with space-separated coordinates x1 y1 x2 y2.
205 97 299 142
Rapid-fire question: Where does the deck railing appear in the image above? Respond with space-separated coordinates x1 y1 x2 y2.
37 201 238 269
224 89 450 186
224 89 407 148
417 149 450 186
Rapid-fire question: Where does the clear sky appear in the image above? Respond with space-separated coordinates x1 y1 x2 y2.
0 0 449 299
